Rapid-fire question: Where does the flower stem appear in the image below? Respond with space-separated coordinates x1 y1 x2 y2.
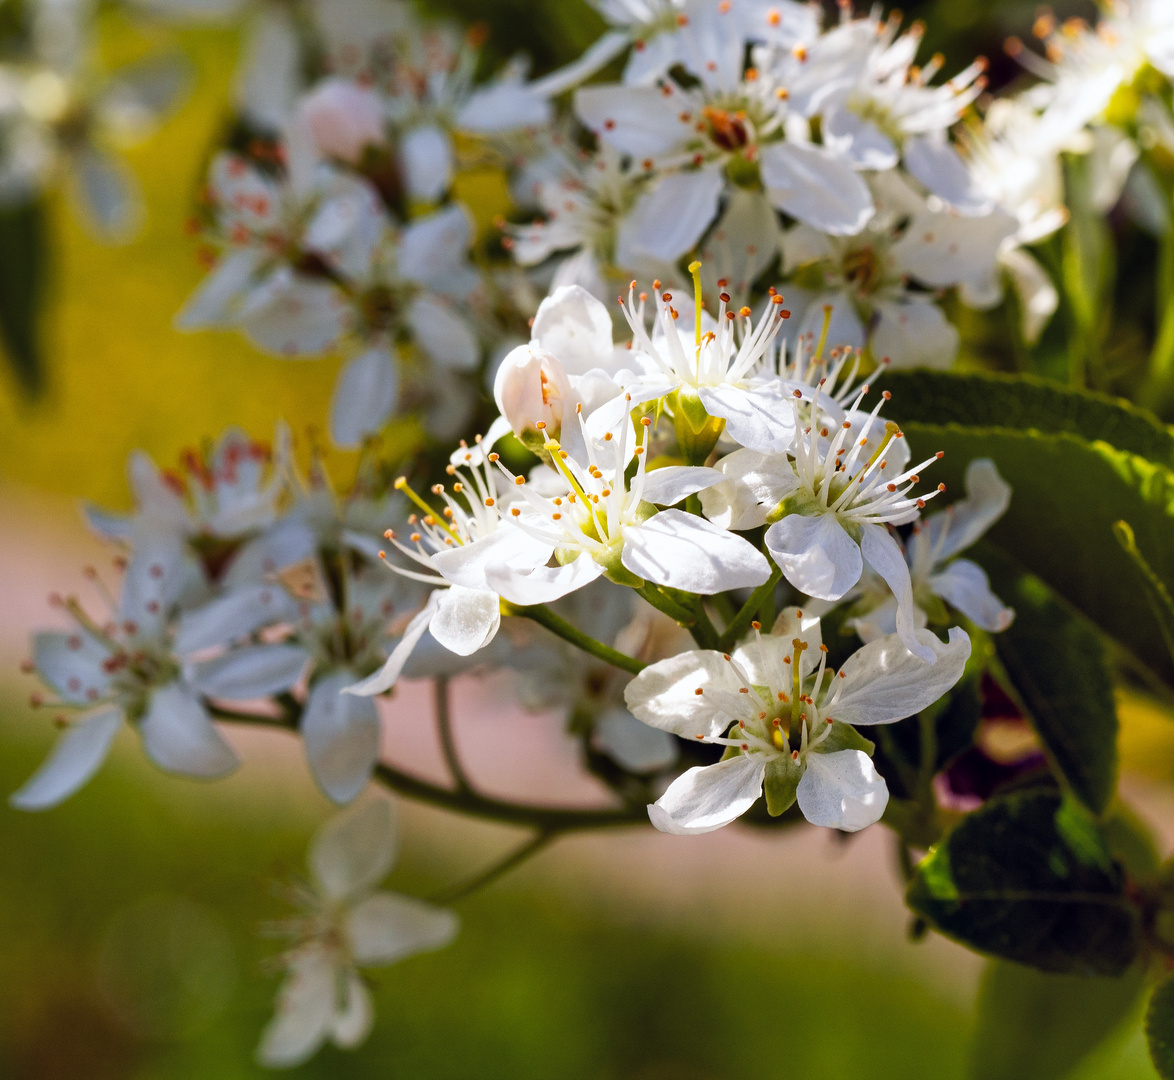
717 567 782 650
209 705 648 831
434 675 473 794
505 602 646 675
428 830 556 905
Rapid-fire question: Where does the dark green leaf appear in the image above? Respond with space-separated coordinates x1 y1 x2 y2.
907 790 1142 975
878 369 1174 467
969 959 1145 1080
1114 519 1174 669
895 425 1174 689
0 197 46 396
979 548 1118 815
1147 977 1174 1079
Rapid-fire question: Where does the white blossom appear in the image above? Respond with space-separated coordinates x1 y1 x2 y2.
625 608 970 833
258 800 457 1068
844 459 1015 642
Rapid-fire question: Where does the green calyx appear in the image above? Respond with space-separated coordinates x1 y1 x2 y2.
668 387 725 465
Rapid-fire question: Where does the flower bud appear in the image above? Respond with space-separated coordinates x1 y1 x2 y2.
297 78 385 164
493 345 573 452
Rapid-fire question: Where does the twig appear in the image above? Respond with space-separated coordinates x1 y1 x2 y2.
429 831 556 905
434 675 473 794
508 602 646 675
209 706 649 832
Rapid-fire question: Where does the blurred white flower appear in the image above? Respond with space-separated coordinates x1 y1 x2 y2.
11 540 243 811
258 800 457 1068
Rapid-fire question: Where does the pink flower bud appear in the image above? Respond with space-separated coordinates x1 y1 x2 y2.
493 345 573 445
297 78 385 164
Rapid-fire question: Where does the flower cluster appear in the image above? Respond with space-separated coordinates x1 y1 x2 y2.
0 0 189 238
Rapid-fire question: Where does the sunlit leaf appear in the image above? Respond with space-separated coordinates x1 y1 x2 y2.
907 790 1142 974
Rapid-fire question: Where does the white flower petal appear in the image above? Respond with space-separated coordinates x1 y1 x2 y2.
829 627 971 726
485 552 605 606
175 248 264 329
431 527 554 591
859 523 934 663
929 559 1014 632
759 141 874 236
406 294 479 371
303 670 381 803
574 85 684 157
32 630 112 704
240 276 348 357
823 108 898 170
871 297 959 370
699 448 801 531
256 948 336 1069
624 649 743 738
310 799 397 902
330 344 399 449
330 973 374 1050
639 465 725 506
796 749 888 832
457 82 551 134
697 383 796 455
733 605 823 682
174 584 299 654
345 593 440 696
930 458 1012 561
622 509 771 594
617 167 724 263
9 707 122 811
428 586 501 656
347 892 459 965
396 204 472 287
139 682 240 779
530 284 615 376
71 148 141 241
764 512 862 601
594 706 678 773
904 136 993 216
648 756 765 834
529 30 631 97
189 643 310 699
399 124 453 205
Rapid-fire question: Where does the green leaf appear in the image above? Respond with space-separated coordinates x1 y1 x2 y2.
878 369 1174 467
980 549 1118 815
1114 519 1174 669
894 424 1174 689
969 959 1145 1080
1147 977 1174 1079
907 790 1142 975
0 197 46 396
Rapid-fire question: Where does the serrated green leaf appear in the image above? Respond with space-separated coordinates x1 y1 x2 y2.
894 425 1174 689
878 369 1174 467
980 549 1118 815
1147 977 1174 1079
1114 519 1174 669
969 959 1145 1080
0 197 46 396
907 790 1142 975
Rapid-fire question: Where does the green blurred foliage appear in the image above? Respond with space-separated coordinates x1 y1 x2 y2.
0 695 1160 1080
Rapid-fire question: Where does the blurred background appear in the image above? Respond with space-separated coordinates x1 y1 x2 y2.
2 0 1170 1077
